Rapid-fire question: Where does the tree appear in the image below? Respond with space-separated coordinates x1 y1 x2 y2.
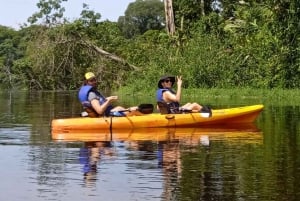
172 0 213 29
164 0 175 35
118 0 165 38
0 26 25 88
27 0 68 27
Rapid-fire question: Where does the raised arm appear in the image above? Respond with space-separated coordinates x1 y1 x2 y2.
163 76 182 102
175 76 182 102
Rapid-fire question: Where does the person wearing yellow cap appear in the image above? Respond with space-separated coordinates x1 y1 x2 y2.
78 72 137 117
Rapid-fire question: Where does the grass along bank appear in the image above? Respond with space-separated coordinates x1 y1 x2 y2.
118 88 300 107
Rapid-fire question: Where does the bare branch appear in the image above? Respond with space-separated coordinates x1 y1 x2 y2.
80 40 140 71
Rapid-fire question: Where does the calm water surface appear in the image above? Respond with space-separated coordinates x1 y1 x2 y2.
0 91 299 201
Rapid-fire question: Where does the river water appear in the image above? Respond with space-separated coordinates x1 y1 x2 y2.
0 91 299 201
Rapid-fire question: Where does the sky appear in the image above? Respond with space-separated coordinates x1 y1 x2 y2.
0 0 135 29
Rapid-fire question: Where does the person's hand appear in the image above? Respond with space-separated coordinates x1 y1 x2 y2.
107 96 118 102
177 75 182 87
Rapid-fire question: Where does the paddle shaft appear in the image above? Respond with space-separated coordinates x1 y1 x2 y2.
119 103 153 114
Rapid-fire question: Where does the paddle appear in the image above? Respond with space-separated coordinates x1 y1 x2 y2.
136 103 154 114
111 103 154 116
129 103 154 114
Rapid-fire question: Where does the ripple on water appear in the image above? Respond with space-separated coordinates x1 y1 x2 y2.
0 125 31 145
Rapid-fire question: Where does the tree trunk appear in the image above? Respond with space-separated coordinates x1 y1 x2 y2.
200 0 205 16
164 0 175 36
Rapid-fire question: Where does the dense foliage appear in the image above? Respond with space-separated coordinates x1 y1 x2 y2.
0 0 299 90
118 0 165 38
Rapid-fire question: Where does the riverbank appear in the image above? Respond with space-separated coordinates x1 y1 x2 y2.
118 87 300 106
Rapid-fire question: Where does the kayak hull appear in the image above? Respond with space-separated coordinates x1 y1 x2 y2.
51 105 264 132
52 124 262 142
52 124 263 144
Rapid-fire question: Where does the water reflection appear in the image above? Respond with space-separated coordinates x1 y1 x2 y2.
0 126 31 145
52 124 262 143
79 141 115 187
55 125 263 200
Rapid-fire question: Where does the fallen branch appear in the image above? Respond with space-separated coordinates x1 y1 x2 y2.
81 40 140 71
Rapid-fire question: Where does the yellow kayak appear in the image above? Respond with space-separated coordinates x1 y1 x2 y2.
51 105 264 132
52 124 262 143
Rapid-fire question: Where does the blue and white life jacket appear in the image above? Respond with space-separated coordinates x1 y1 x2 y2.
78 85 113 116
156 88 180 113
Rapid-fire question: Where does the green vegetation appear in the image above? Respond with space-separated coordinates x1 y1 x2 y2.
117 87 300 106
0 0 299 91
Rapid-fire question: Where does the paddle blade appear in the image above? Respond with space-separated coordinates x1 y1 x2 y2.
138 104 154 114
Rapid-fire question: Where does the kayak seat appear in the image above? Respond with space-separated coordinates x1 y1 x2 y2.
157 101 182 114
84 107 99 117
81 101 99 117
157 101 170 114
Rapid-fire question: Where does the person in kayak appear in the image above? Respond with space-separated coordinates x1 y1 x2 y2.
156 75 211 115
78 72 138 117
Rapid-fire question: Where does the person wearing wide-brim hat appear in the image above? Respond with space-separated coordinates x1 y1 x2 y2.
156 75 205 113
157 75 176 89
78 72 139 117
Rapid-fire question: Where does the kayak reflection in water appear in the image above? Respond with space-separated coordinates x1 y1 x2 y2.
79 141 114 186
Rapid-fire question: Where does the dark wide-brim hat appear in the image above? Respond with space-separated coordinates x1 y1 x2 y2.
157 75 175 88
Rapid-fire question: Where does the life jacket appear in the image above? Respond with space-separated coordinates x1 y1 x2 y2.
78 85 113 117
156 88 180 114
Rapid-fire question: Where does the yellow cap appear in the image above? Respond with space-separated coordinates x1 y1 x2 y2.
85 72 96 80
